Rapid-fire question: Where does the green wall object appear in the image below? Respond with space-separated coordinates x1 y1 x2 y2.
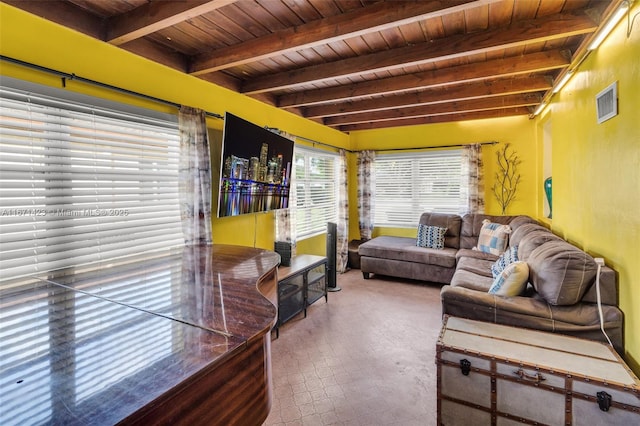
544 177 552 219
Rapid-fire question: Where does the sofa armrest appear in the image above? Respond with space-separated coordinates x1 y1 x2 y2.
581 265 617 306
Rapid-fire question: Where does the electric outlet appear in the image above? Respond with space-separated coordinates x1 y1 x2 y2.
594 257 605 266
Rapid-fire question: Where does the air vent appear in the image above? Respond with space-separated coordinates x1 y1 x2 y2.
596 81 618 123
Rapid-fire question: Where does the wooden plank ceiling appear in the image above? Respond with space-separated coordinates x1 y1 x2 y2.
5 0 619 132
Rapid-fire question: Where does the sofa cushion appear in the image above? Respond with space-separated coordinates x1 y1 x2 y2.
358 236 457 268
450 268 494 292
476 219 511 255
507 215 540 234
527 240 598 306
455 248 499 262
440 285 624 353
456 256 494 278
442 285 622 326
518 230 563 261
418 213 462 249
491 245 519 278
509 223 551 248
416 224 447 249
489 261 529 296
460 214 528 249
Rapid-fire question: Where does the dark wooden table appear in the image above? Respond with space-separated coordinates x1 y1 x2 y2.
0 244 279 426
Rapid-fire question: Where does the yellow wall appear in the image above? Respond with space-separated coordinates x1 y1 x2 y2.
0 3 349 251
348 116 538 239
537 4 640 371
296 234 327 257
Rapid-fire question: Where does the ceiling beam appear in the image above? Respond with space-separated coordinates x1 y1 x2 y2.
190 0 499 75
278 49 569 108
337 108 532 132
303 75 551 119
119 38 190 72
3 0 105 40
199 72 242 92
241 12 596 94
107 0 238 45
324 93 541 126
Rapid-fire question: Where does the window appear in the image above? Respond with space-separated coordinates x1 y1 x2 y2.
0 81 183 281
294 146 339 238
374 150 463 227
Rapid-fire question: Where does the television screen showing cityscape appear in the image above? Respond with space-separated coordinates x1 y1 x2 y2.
218 112 294 218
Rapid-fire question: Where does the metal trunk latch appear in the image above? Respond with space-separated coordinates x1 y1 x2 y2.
460 359 471 376
597 391 612 412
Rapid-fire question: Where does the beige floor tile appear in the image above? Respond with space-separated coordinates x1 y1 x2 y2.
264 270 441 426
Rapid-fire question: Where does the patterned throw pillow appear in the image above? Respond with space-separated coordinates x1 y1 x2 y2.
491 245 519 278
416 224 447 250
476 219 512 255
488 261 529 296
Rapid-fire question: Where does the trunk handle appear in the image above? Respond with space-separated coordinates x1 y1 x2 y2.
514 368 546 384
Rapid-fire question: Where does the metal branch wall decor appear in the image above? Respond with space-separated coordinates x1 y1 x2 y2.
492 143 522 215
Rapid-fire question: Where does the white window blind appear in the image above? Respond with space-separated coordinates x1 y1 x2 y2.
0 85 183 281
294 146 338 238
374 150 463 227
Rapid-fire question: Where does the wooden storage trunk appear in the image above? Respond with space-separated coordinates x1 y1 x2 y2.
437 316 640 425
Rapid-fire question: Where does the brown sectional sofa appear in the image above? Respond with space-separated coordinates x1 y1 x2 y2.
358 213 624 353
359 213 533 283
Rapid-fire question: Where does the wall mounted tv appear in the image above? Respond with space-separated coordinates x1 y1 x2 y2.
218 112 294 218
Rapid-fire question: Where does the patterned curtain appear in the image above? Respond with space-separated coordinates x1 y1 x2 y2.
460 144 485 214
336 149 349 273
178 106 212 245
274 130 297 257
357 150 376 240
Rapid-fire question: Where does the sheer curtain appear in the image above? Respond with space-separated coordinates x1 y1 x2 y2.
357 150 376 240
274 131 297 257
178 106 213 245
460 143 485 214
336 149 349 273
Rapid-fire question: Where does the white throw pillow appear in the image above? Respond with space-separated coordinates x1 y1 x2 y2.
488 261 529 296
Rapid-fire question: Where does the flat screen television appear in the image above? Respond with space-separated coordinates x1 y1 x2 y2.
218 112 294 218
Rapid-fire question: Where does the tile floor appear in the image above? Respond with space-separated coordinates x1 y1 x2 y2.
264 269 443 426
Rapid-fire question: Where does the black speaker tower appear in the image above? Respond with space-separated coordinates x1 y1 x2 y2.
326 222 341 292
